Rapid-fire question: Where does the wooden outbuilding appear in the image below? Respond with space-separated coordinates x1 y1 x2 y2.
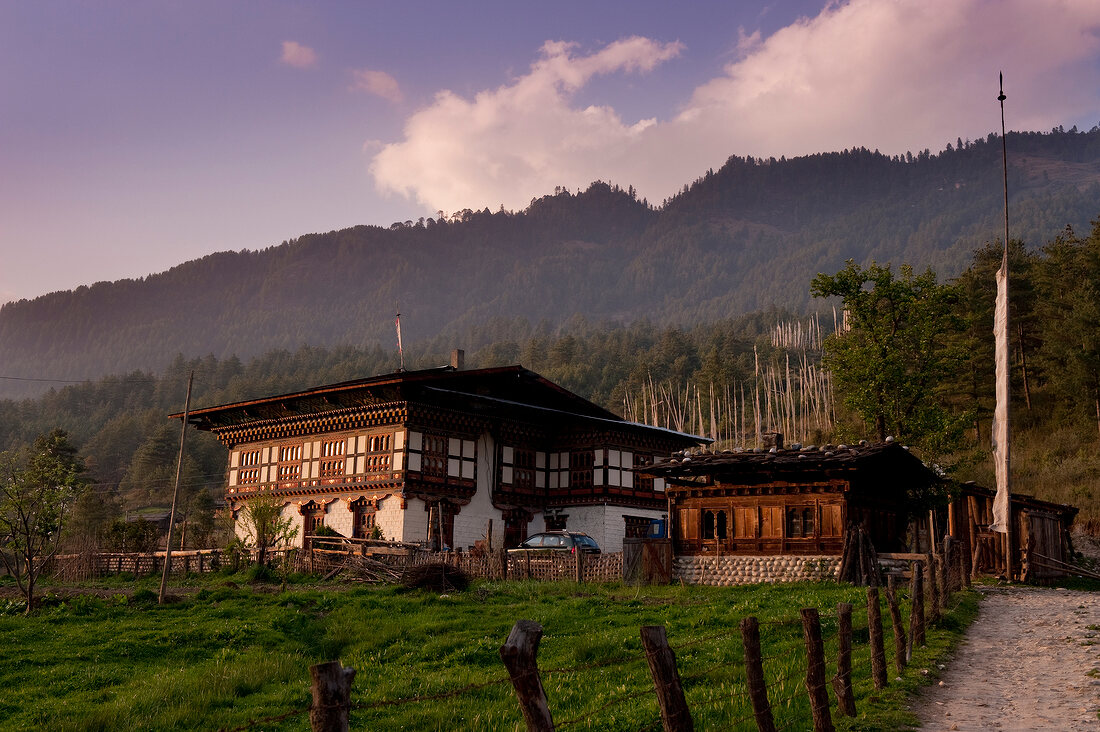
945 482 1078 582
641 439 941 557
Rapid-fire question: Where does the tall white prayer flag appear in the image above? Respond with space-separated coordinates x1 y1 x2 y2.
991 251 1010 533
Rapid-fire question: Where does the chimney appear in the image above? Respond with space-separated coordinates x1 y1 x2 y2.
761 431 784 450
450 349 465 370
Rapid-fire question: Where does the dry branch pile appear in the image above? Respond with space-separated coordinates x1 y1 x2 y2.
342 555 404 583
400 562 471 592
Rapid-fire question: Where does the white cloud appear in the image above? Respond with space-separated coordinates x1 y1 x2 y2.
371 1 1100 215
281 40 318 69
350 69 404 103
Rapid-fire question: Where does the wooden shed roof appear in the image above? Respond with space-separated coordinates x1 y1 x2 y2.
641 440 939 489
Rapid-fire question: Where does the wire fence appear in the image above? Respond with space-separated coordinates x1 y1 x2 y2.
218 554 972 731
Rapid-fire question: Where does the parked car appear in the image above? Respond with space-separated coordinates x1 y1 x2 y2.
509 531 601 554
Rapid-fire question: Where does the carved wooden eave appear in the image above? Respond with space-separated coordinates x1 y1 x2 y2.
210 402 408 447
228 478 404 502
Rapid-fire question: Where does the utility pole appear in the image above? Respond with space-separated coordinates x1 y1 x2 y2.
159 370 193 604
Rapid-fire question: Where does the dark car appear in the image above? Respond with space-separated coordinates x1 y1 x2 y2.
509 531 601 554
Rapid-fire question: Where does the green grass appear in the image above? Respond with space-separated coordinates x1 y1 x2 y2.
0 573 978 731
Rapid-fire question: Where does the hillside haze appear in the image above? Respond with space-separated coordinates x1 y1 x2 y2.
3 128 1100 399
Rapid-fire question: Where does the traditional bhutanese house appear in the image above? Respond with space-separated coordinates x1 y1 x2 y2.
639 438 941 585
176 356 704 553
946 482 1078 582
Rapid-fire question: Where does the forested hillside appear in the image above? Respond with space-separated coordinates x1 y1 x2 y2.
2 211 1099 543
3 128 1100 400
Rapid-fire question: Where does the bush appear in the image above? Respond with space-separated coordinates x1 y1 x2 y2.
131 589 157 604
247 564 275 583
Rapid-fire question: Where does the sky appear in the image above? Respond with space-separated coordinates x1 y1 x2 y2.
2 0 1100 305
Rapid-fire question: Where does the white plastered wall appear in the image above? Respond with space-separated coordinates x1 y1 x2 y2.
451 432 504 550
558 505 666 553
376 495 410 542
232 499 303 546
326 500 354 537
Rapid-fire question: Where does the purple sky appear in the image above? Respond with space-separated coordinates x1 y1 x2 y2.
2 0 1099 305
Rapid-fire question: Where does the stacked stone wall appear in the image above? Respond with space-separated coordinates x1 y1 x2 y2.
674 555 840 586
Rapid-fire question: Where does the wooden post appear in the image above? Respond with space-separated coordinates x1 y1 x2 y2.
500 549 509 581
966 495 979 579
487 519 493 553
575 550 584 584
640 625 693 732
309 660 355 732
500 621 554 732
159 370 193 605
942 536 954 595
886 575 907 674
197 552 204 574
800 608 835 732
831 603 856 716
739 616 776 732
525 552 532 580
911 560 926 649
866 587 887 690
926 553 940 624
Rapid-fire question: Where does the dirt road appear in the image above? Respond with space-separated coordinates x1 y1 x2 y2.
914 586 1100 730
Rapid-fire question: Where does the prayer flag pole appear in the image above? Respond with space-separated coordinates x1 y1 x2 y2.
991 72 1013 580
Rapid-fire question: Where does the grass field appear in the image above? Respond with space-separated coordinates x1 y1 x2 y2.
0 571 978 731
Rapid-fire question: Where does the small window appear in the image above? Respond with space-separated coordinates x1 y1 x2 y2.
786 506 816 538
320 439 344 458
703 510 716 540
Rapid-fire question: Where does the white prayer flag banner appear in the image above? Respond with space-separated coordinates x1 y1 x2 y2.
991 255 1010 533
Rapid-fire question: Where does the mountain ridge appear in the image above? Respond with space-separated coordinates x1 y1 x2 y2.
3 127 1100 399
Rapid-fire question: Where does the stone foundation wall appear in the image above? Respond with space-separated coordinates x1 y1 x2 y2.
674 555 841 586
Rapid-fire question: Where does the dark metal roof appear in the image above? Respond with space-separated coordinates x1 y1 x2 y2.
173 364 702 448
640 439 938 485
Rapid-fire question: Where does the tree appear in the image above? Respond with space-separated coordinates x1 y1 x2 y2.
1037 223 1100 433
811 260 966 455
237 494 298 565
0 429 87 614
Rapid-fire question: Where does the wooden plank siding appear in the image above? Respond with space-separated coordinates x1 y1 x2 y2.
674 494 846 555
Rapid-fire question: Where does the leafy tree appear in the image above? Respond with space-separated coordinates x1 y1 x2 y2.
0 429 87 614
1037 223 1100 433
104 517 161 553
65 487 122 549
237 494 298 565
811 260 966 455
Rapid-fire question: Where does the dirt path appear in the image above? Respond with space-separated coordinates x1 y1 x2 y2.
914 586 1100 730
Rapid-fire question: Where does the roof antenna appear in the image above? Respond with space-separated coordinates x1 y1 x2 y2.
395 302 404 372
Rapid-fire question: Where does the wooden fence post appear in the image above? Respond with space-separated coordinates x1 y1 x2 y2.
500 550 509 581
886 575 907 674
640 625 693 732
500 620 554 732
739 616 776 732
800 608 835 732
942 536 954 595
575 550 584 584
927 553 941 624
309 660 355 732
911 561 926 650
866 587 888 690
831 603 856 717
